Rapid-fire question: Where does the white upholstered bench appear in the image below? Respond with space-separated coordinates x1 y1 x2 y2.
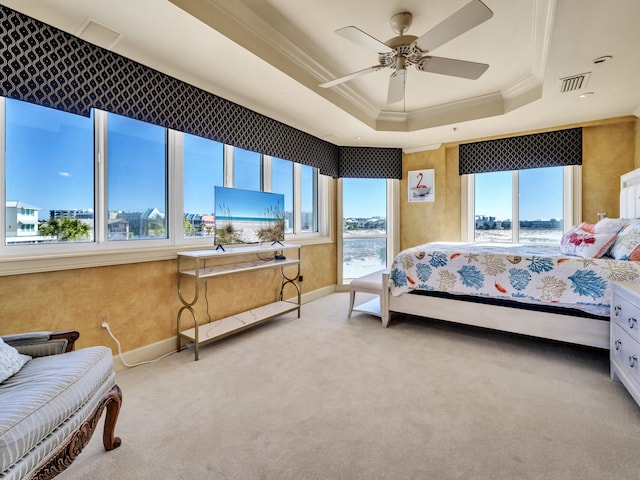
347 269 389 319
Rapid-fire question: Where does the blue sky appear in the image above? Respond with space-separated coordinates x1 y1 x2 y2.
215 186 283 218
342 178 386 218
475 167 563 220
6 99 94 215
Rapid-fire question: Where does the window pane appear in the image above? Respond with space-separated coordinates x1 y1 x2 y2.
342 178 387 279
183 134 223 237
271 157 293 233
342 178 387 234
474 171 513 243
343 238 387 279
519 167 563 243
301 164 317 232
233 147 261 190
107 113 167 241
5 99 94 245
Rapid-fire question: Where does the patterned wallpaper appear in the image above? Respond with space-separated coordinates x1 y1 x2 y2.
0 5 403 179
459 128 582 175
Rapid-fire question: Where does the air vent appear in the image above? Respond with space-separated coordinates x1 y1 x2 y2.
77 20 122 50
559 72 591 93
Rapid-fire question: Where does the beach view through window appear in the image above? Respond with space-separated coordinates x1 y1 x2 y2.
475 167 563 243
342 178 387 279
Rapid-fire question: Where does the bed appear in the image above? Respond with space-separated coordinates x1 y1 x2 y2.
379 168 640 349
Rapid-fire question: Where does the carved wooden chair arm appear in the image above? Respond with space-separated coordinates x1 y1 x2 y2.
1 329 80 357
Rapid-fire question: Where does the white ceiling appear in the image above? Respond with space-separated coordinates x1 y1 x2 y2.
2 0 639 151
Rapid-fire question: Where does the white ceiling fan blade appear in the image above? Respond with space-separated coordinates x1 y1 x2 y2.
335 26 393 53
415 0 493 53
416 56 489 79
319 65 385 88
387 69 406 104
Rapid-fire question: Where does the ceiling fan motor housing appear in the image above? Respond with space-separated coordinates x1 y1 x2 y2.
380 36 425 69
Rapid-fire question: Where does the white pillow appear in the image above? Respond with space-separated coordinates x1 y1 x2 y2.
593 217 628 234
560 227 617 258
0 337 31 383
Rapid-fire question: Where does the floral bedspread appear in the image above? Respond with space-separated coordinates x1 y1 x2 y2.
390 242 640 316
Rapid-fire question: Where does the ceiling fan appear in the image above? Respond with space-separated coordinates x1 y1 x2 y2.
319 0 493 105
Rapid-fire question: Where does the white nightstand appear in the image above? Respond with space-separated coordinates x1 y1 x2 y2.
610 281 640 407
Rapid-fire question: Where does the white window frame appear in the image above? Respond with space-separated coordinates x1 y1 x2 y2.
461 165 581 243
0 100 333 275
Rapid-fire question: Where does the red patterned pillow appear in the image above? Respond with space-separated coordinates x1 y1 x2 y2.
560 227 617 258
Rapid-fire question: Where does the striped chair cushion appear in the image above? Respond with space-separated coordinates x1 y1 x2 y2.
0 346 114 474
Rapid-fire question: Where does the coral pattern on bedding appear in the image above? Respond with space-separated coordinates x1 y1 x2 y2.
390 242 640 316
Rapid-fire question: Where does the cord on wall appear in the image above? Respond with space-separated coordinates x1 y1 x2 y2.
102 322 176 368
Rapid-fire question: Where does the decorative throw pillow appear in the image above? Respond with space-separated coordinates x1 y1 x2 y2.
579 221 596 233
611 221 640 261
0 337 31 383
560 227 617 258
593 217 628 234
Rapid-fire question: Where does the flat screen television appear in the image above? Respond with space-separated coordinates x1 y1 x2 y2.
214 186 285 248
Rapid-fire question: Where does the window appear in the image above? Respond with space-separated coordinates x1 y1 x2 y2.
233 147 261 190
1 97 329 270
341 178 388 280
474 170 513 242
107 113 168 241
300 164 317 233
271 157 293 233
5 99 94 245
472 166 567 244
183 134 224 238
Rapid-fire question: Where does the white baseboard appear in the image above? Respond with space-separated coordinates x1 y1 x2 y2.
113 284 338 371
299 284 336 304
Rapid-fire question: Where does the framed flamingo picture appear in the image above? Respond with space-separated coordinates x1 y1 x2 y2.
408 169 434 202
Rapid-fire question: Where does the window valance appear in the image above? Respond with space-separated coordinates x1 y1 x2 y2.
459 128 582 175
0 6 401 179
338 146 403 179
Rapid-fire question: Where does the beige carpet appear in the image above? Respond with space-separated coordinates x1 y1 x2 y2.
63 292 640 480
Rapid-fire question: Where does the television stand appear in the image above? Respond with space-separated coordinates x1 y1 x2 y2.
176 244 301 360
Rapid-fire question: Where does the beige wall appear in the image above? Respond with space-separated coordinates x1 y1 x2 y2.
0 243 335 351
582 120 636 221
400 146 462 250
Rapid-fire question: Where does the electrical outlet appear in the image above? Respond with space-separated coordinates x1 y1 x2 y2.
98 313 109 328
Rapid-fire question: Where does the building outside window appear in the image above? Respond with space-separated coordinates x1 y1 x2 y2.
4 99 94 245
